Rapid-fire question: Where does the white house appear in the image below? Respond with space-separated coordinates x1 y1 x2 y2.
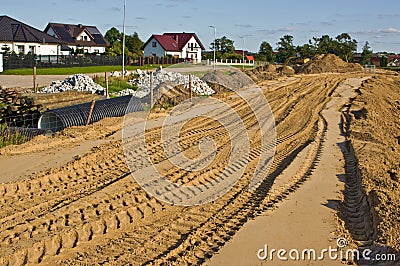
0 15 62 55
142 33 205 63
44 23 108 55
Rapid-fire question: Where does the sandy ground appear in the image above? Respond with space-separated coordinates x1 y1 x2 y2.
207 77 367 266
0 70 398 265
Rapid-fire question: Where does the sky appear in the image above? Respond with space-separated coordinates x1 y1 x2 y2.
2 0 400 53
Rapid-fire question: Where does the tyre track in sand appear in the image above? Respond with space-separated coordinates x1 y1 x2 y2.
0 74 362 265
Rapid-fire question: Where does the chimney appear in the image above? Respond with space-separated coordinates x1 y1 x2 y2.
78 24 83 28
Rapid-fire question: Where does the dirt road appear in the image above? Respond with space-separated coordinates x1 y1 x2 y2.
208 77 368 265
0 72 398 265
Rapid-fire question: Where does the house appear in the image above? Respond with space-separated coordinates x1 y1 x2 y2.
44 23 108 55
0 15 63 55
142 33 205 63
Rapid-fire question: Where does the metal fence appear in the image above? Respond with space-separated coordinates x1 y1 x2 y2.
2 54 186 70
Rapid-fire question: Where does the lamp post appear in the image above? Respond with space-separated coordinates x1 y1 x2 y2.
208 25 216 70
239 36 245 70
122 0 126 79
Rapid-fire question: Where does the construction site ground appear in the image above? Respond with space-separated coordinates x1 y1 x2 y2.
0 67 399 265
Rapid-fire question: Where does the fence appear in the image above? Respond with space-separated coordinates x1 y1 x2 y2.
206 59 256 67
2 54 185 70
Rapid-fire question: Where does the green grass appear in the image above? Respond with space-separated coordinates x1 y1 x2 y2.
93 75 139 94
0 124 28 148
1 65 168 75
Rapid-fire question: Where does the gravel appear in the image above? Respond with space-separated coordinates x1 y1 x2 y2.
113 69 215 98
40 74 105 94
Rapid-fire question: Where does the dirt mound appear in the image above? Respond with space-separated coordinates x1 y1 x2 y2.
347 75 400 251
298 54 363 74
244 65 279 82
202 69 254 90
277 65 295 76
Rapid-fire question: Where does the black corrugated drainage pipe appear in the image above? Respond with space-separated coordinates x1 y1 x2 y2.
3 127 48 139
38 95 144 132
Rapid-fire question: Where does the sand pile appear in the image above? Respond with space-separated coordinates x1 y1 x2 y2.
298 54 363 74
202 69 255 90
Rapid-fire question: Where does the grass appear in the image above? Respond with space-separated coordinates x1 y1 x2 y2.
1 65 168 75
0 124 27 148
93 75 139 94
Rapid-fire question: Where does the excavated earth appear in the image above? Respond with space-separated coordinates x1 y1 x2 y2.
0 65 399 265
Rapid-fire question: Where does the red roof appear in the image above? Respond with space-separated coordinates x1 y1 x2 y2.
153 35 180 51
246 55 254 61
143 32 205 51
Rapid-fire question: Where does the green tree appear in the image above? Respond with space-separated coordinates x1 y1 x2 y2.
104 28 143 57
335 33 357 62
296 43 316 59
380 55 388 67
125 32 144 58
276 35 296 63
210 36 235 57
258 41 276 62
312 35 337 55
105 27 122 46
361 41 373 65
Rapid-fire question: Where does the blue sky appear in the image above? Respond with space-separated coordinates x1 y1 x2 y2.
2 0 400 53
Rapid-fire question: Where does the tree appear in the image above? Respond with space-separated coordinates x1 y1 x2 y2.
335 33 357 62
125 32 144 58
105 27 122 46
258 41 275 62
210 36 235 59
312 35 337 55
276 35 296 63
380 55 388 67
104 27 143 57
296 43 316 59
361 41 373 65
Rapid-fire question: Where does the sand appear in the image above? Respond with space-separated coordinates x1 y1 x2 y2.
0 70 398 265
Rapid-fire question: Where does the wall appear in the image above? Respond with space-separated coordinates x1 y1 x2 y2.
0 42 60 55
181 36 202 63
144 37 166 57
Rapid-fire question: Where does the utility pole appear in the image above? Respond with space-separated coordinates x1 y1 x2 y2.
239 36 245 70
209 25 216 71
122 0 126 79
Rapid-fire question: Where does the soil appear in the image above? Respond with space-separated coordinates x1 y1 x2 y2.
0 69 399 265
345 74 400 256
298 54 364 74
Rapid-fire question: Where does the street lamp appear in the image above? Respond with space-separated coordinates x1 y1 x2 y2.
208 25 216 70
239 36 245 70
122 0 126 79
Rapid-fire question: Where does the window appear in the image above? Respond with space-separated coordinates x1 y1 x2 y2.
17 45 25 54
152 41 157 47
28 46 35 54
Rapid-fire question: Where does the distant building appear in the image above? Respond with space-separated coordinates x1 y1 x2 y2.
142 33 205 63
0 15 63 55
44 23 108 55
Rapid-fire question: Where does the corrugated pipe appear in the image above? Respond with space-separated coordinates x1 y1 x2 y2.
38 95 144 132
3 127 47 139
